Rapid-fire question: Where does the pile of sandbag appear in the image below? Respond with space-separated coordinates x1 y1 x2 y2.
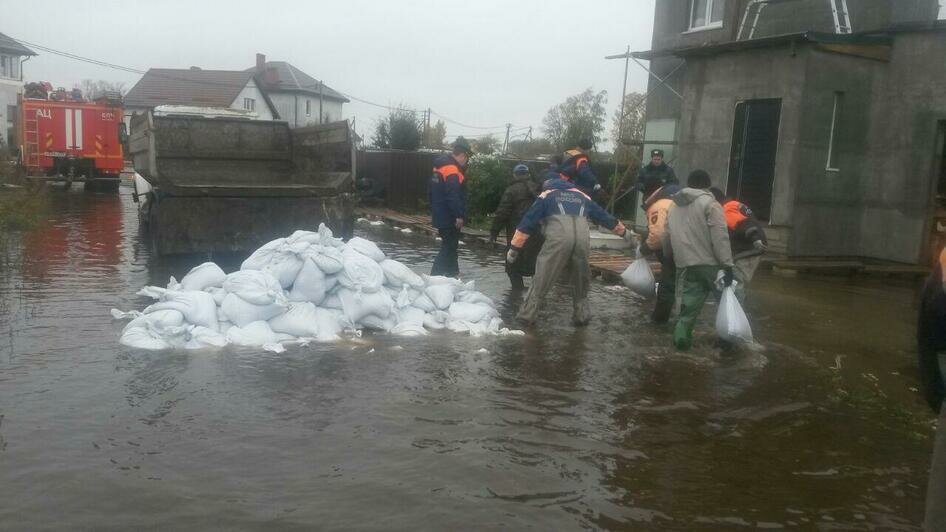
113 224 519 351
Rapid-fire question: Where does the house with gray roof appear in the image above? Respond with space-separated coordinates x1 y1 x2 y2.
246 54 349 128
123 67 279 125
0 31 36 148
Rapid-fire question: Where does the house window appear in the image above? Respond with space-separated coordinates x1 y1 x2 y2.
7 105 16 124
0 56 8 78
305 99 311 116
689 0 724 30
243 97 256 111
826 92 843 171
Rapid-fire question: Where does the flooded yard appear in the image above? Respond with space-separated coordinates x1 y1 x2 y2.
0 187 935 530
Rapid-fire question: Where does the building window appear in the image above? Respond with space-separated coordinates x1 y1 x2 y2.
0 55 8 78
826 92 843 171
306 99 311 116
243 97 256 111
689 0 724 30
7 105 16 124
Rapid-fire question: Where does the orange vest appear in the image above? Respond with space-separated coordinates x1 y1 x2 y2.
723 200 748 231
434 163 465 184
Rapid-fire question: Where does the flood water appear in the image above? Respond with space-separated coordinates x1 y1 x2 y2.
0 187 936 530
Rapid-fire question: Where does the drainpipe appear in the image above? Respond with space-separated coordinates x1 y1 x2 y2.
19 55 31 82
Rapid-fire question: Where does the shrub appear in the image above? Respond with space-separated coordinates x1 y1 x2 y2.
464 154 509 221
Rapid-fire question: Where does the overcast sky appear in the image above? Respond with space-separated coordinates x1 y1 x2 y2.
7 0 656 148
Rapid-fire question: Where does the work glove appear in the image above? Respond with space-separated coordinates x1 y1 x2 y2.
753 240 768 253
506 248 520 265
621 228 635 245
593 184 602 192
455 218 464 230
715 268 734 290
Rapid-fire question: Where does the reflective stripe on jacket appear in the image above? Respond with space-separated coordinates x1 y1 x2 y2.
510 178 624 249
428 154 466 229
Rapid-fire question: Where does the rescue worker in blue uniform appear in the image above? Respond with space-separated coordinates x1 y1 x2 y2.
559 138 602 197
508 177 633 326
919 247 946 530
429 138 473 277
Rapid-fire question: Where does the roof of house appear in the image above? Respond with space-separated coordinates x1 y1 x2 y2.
0 32 37 56
246 61 349 102
124 68 278 114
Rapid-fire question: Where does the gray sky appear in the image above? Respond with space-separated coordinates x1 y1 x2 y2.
7 0 656 148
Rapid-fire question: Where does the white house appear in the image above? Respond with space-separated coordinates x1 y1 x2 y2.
123 67 279 127
246 54 348 128
0 32 36 149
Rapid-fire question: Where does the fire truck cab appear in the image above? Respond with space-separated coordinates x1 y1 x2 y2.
19 82 126 192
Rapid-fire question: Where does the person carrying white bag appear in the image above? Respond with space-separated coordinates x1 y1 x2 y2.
715 279 753 343
621 247 656 298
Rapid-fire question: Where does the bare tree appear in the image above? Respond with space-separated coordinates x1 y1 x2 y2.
79 79 126 100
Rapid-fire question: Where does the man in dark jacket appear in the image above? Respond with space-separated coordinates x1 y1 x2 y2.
711 188 768 303
560 139 601 197
636 149 678 199
429 138 472 277
509 177 633 326
490 164 542 290
919 247 946 530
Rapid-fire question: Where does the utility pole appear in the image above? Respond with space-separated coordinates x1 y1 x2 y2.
502 123 511 155
618 44 630 144
423 108 431 148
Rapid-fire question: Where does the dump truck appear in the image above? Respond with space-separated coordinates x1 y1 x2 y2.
128 108 356 255
18 82 126 192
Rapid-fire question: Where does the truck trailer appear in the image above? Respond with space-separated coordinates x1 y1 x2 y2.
128 109 356 255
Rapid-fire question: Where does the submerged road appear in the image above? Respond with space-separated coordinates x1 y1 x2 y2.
0 187 935 530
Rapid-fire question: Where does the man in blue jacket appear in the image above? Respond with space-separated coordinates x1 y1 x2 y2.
508 177 633 326
560 138 601 197
429 138 472 277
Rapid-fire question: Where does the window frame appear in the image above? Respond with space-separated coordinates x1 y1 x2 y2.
0 55 8 79
826 91 843 171
305 99 311 116
687 0 725 32
243 97 256 111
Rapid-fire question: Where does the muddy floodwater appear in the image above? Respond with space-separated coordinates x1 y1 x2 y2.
0 187 936 530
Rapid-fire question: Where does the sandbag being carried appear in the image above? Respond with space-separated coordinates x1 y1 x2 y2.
716 285 753 343
621 253 656 297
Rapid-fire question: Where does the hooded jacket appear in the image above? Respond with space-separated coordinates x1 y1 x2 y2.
490 175 539 240
560 149 598 193
428 154 466 229
663 187 734 269
511 178 624 248
643 184 681 252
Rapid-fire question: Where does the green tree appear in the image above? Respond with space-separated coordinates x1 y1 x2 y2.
372 108 422 150
464 154 508 224
472 134 499 155
506 137 555 159
542 88 608 151
611 92 646 166
424 119 447 148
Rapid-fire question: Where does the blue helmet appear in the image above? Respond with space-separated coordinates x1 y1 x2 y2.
513 164 530 175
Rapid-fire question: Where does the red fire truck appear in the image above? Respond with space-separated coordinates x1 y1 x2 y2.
18 82 126 192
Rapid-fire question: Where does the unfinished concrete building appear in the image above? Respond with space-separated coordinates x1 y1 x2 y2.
632 0 946 265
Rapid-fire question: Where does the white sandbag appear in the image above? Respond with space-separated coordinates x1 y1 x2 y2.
424 275 462 287
379 259 424 288
621 257 656 297
360 314 397 332
124 308 184 333
423 310 450 330
398 306 426 326
448 302 498 323
221 292 288 327
262 251 305 289
241 238 286 271
184 326 229 349
337 248 385 293
180 262 227 291
304 245 344 274
391 323 428 336
120 323 176 350
716 285 753 343
269 302 321 337
288 258 327 304
346 236 386 262
205 286 227 306
110 309 141 320
223 270 285 306
145 290 219 331
396 286 412 309
226 320 279 347
286 229 322 246
425 283 458 310
337 288 394 323
311 307 342 342
318 223 345 248
321 292 343 310
412 293 437 312
455 290 494 306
